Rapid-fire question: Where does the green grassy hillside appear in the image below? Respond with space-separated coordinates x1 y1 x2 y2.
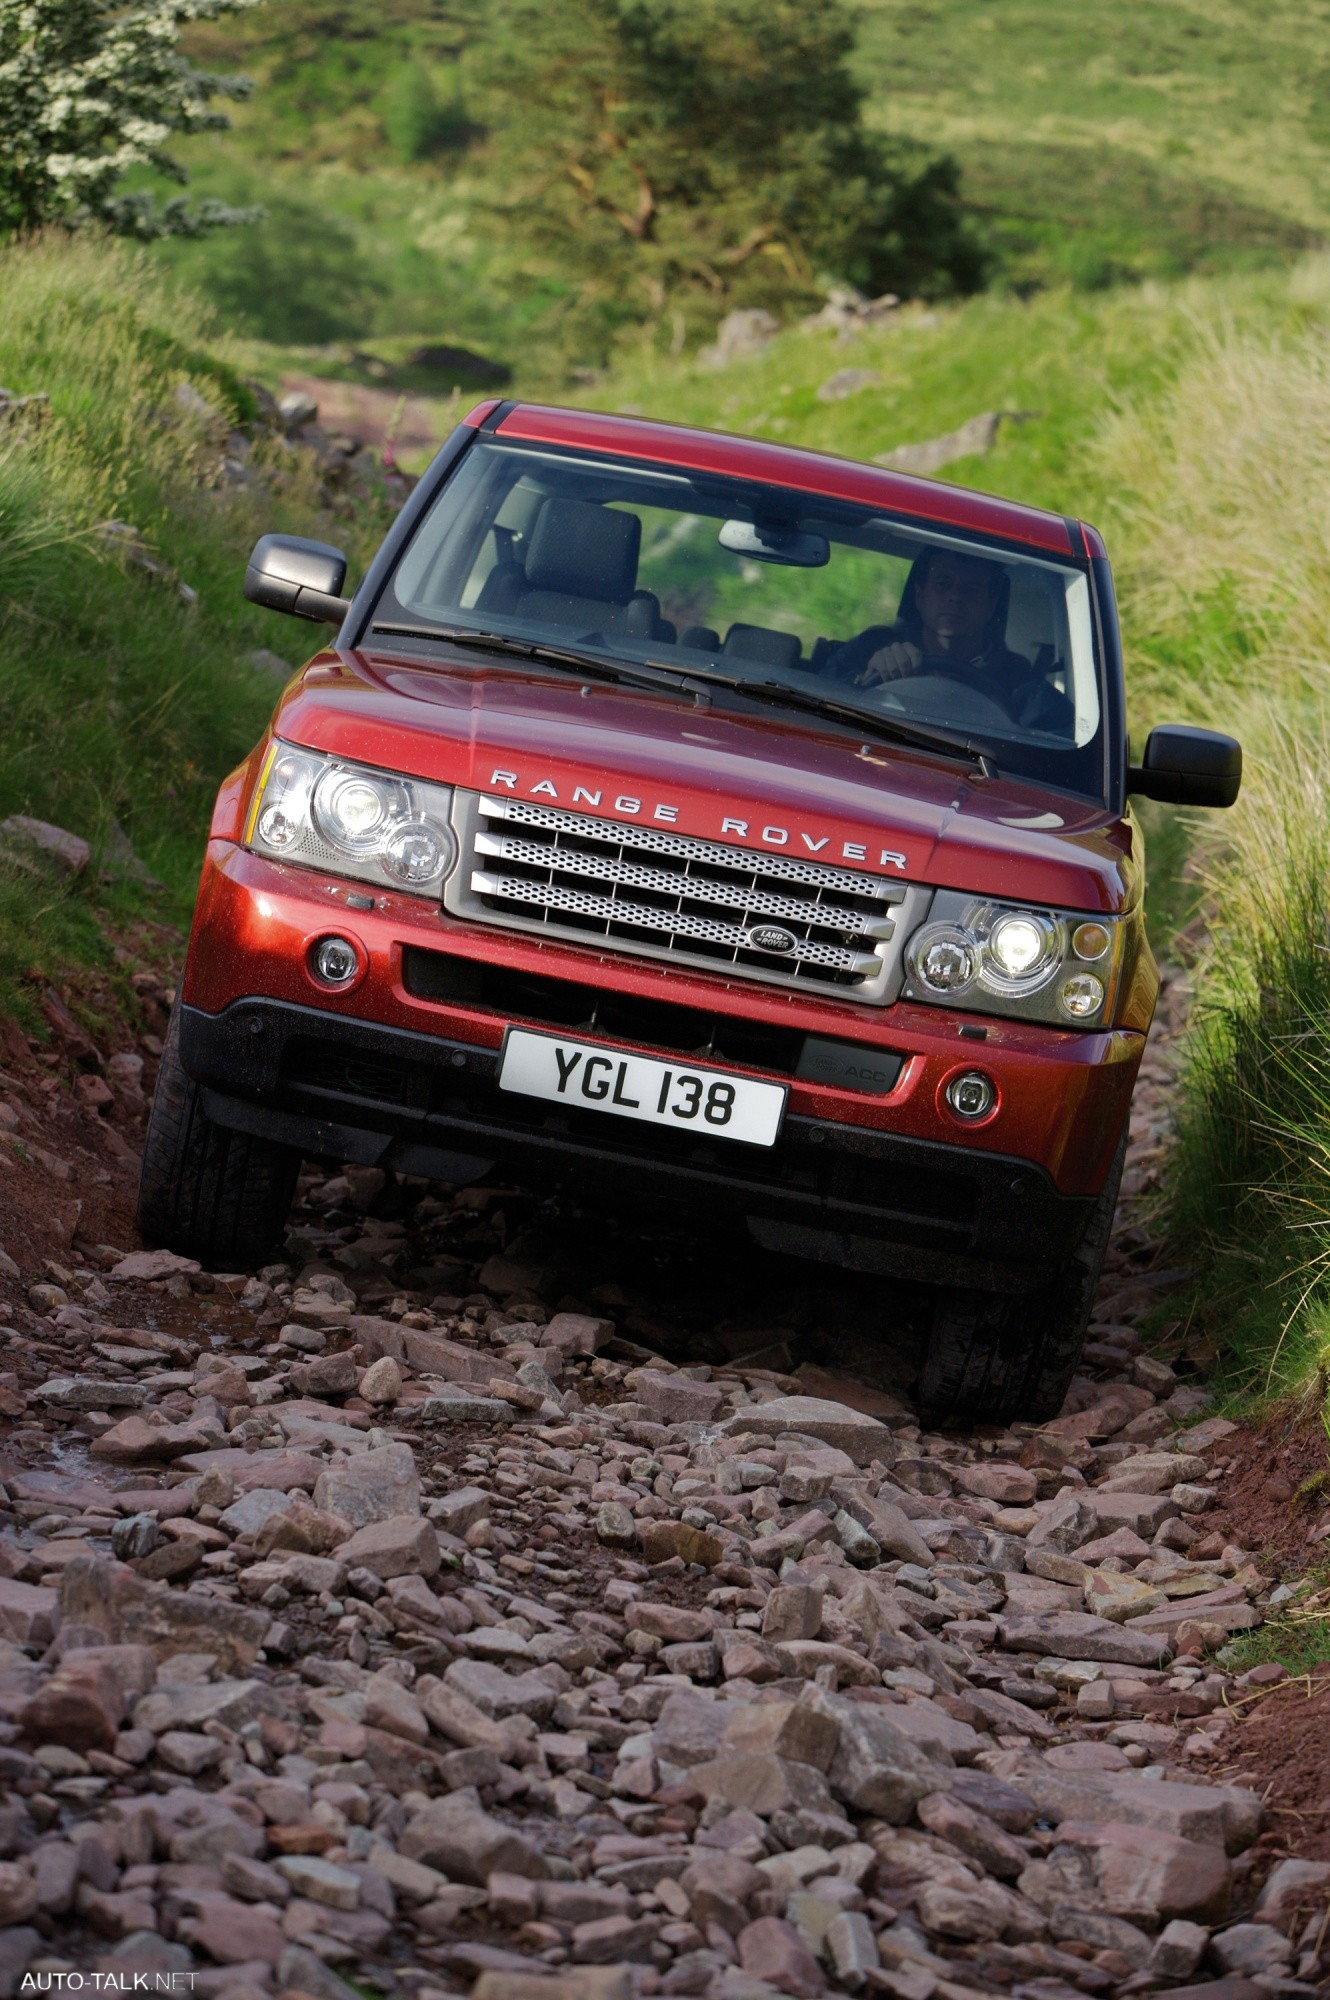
145 0 1328 377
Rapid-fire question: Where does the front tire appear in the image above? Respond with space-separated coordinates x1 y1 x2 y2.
136 1005 302 1267
916 1128 1127 1428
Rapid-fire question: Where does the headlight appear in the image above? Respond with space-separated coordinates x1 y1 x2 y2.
904 891 1124 1027
246 743 457 897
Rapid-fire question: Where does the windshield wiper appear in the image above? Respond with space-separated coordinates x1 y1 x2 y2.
370 621 990 770
647 664 991 771
369 621 699 697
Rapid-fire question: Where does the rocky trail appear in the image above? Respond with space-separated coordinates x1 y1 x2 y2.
1 957 1329 2000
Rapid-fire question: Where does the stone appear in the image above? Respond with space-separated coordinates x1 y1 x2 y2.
916 1875 1025 1943
181 1896 287 1966
640 1519 724 1566
736 1915 826 1997
836 1492 935 1567
1151 1919 1211 1979
916 1790 1029 1880
0 1576 59 1645
1207 1922 1293 1975
156 1730 225 1775
653 1689 729 1767
0 1862 38 1926
997 1609 1171 1667
218 1488 296 1538
1025 1490 1098 1554
955 1461 1038 1505
724 1395 891 1463
57 1556 268 1672
541 1310 613 1355
276 1854 362 1909
720 1699 839 1771
336 1515 440 1579
596 1501 638 1549
108 1248 201 1282
363 1670 430 1744
399 1796 551 1883
803 1685 951 1822
1099 1451 1209 1494
690 1752 838 1819
359 1355 402 1403
1051 1820 1232 1924
1083 1570 1167 1622
1083 1489 1179 1536
762 1582 825 1642
443 1658 557 1723
313 1443 420 1528
826 1909 881 1991
1254 1857 1330 1933
418 1677 536 1760
430 1484 491 1536
631 1601 714 1643
20 1644 153 1751
632 1369 725 1425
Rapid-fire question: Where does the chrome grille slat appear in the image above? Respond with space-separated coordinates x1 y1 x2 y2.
445 791 929 1004
473 831 895 935
469 871 883 973
481 795 900 899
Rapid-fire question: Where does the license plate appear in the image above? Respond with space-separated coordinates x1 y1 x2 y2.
497 1028 786 1147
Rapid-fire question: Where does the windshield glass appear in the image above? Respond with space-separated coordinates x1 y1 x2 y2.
376 437 1105 799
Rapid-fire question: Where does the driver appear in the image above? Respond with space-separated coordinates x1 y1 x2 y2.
829 545 1070 731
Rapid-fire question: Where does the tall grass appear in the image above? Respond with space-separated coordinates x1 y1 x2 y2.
0 233 394 1025
1094 281 1330 1393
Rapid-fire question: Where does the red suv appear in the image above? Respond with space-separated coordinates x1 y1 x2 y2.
138 402 1239 1423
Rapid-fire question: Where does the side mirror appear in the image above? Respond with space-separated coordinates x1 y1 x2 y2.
1127 724 1242 808
244 534 351 624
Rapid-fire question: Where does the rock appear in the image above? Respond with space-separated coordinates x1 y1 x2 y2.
826 1908 880 1990
1209 1922 1294 1975
0 1577 57 1646
653 1689 729 1767
444 1658 557 1723
1050 1820 1232 1923
108 1248 201 1282
429 1484 491 1536
313 1443 420 1527
876 411 1008 476
817 368 881 404
1254 1857 1330 1932
720 1699 839 1770
955 1461 1037 1505
640 1519 724 1566
835 1492 935 1567
596 1501 638 1548
156 1729 225 1775
21 1644 153 1751
690 1752 838 1819
631 1368 724 1425
803 1685 950 1822
724 1395 891 1463
762 1581 824 1642
0 815 90 875
916 1790 1029 1880
336 1515 440 1579
57 1556 269 1671
0 1862 38 1926
359 1354 402 1403
996 1610 1171 1667
1151 1918 1211 1979
276 1854 362 1909
1099 1451 1209 1493
399 1796 551 1883
1083 1489 1179 1536
916 1874 1029 1943
1083 1570 1167 1622
736 1914 826 1996
700 308 780 367
1026 1490 1098 1553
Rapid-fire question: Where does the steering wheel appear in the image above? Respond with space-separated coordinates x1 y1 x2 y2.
872 672 1012 732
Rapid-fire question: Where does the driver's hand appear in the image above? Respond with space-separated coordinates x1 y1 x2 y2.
856 640 921 687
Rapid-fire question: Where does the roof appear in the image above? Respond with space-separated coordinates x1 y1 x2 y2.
462 399 1083 559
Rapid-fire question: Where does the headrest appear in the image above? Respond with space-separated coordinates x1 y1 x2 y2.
524 498 640 605
723 623 802 673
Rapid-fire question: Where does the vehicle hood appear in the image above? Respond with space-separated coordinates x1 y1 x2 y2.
274 648 1138 915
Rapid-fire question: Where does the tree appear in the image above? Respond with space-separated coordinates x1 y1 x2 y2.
469 0 986 360
0 0 264 238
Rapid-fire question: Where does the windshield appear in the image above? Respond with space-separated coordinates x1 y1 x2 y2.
376 437 1106 800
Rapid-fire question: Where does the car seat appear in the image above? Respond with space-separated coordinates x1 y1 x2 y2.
474 497 668 639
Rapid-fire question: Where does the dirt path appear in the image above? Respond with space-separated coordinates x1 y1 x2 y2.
0 957 1327 1998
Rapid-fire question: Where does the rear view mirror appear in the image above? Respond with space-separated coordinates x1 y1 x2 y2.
718 519 829 567
1127 724 1242 807
244 534 351 624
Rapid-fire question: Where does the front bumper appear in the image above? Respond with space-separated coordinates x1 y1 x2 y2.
179 842 1145 1288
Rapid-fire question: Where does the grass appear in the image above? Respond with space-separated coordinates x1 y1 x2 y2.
1221 1570 1330 1677
116 0 1330 384
0 233 395 1030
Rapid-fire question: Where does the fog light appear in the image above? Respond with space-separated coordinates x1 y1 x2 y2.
1060 972 1105 1018
945 1070 996 1121
311 935 359 985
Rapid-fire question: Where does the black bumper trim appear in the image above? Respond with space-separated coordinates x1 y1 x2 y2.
180 998 1095 1287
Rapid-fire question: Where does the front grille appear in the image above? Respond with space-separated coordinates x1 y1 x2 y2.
401 946 809 1075
446 793 926 1003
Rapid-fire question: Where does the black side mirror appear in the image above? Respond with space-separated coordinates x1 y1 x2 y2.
244 534 351 624
1127 724 1242 808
